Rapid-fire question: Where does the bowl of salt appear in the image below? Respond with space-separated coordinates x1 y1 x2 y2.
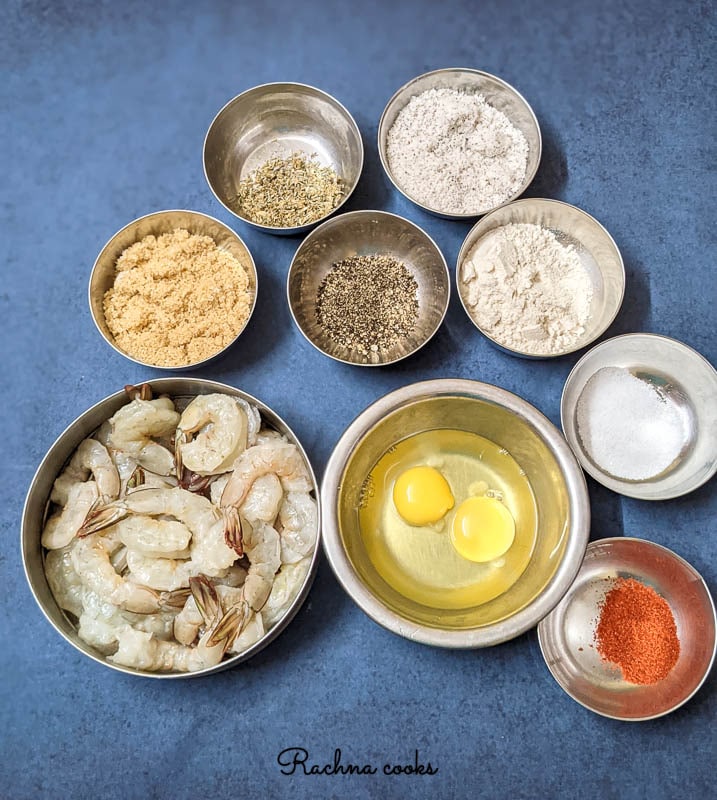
561 333 717 499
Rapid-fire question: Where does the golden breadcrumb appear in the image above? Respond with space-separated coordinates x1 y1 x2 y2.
103 228 253 366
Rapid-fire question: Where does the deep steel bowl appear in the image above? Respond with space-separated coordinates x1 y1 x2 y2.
203 82 364 235
538 537 716 721
378 68 542 219
561 333 717 499
21 378 320 679
287 210 450 366
321 379 590 647
456 198 625 359
89 209 258 370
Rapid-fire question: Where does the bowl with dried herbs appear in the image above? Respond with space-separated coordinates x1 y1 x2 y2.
204 83 364 235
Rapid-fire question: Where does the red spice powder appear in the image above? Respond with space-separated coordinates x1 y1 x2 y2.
595 577 680 685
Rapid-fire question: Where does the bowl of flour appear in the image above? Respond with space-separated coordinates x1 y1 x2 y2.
456 198 625 358
378 68 542 219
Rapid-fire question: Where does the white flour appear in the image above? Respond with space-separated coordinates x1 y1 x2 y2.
460 223 593 355
386 88 528 214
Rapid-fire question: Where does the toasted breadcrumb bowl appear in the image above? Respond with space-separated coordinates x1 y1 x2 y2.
89 210 258 370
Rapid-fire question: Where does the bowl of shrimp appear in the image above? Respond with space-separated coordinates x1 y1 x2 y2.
21 378 320 678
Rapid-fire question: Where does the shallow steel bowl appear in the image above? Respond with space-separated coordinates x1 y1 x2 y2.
456 198 625 358
561 333 717 499
378 68 541 219
204 83 364 235
538 537 716 720
287 210 450 366
321 379 590 647
21 378 320 679
89 209 258 370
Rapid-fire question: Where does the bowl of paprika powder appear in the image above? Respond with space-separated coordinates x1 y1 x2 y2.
537 537 716 720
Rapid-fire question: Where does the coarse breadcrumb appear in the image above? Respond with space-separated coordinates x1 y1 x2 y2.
103 228 253 367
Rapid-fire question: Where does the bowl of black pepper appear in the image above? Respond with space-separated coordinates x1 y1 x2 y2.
204 83 364 235
287 210 450 366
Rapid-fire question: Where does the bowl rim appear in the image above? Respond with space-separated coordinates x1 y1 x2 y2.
536 536 717 721
320 378 590 647
286 209 451 367
455 197 626 359
88 209 259 371
202 81 365 235
377 67 543 219
560 332 717 499
21 377 321 679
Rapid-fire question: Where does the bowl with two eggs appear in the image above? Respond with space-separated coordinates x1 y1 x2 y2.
322 379 589 646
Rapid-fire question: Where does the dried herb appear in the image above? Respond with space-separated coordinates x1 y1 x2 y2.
315 255 419 356
235 152 344 227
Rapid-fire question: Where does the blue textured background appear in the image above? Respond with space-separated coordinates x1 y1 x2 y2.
2 1 715 798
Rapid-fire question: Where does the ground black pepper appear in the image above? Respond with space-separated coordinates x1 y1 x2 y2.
315 255 419 356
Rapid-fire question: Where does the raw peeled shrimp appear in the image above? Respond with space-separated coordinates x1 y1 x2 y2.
237 521 280 612
240 474 283 524
125 550 197 592
51 439 120 506
113 516 191 558
110 576 228 672
108 397 179 476
220 441 312 547
262 557 312 628
277 492 318 564
71 530 159 614
175 394 250 477
44 543 85 618
82 487 237 578
209 473 230 506
42 481 99 550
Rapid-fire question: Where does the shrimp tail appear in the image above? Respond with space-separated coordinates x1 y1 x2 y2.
207 602 250 649
174 430 187 478
189 575 221 623
178 467 212 494
126 465 145 490
159 586 192 611
78 501 129 537
124 383 153 401
223 508 244 557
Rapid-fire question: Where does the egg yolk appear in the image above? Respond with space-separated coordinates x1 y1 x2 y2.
450 496 515 562
393 466 455 526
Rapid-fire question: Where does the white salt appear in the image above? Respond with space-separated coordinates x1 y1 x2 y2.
576 366 685 481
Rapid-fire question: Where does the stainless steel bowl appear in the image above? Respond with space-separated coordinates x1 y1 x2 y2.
203 83 364 235
538 537 716 721
456 198 625 358
321 379 590 646
287 210 450 366
21 378 320 679
561 333 717 499
378 68 541 219
89 210 258 370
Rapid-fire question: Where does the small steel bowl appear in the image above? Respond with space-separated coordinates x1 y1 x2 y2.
203 83 364 235
21 378 320 679
287 210 450 366
321 379 590 646
561 333 717 499
378 68 541 219
538 537 716 721
456 198 625 358
89 210 258 370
